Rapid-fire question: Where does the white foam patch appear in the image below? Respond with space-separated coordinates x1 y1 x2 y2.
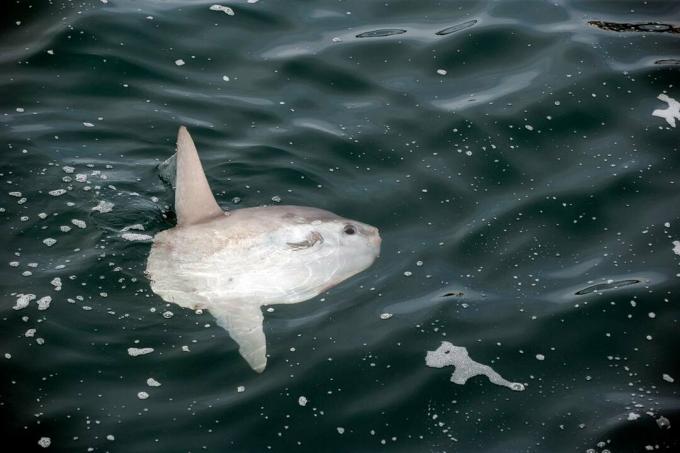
121 224 145 232
13 294 36 310
673 241 680 256
652 94 680 127
127 347 154 357
92 200 114 213
210 4 235 15
37 296 52 311
71 219 87 229
51 277 62 291
425 341 525 391
121 232 153 242
146 377 161 387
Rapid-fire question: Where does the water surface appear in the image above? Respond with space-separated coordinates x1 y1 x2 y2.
1 0 679 451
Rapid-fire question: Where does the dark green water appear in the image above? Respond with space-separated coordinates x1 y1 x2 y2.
1 1 679 452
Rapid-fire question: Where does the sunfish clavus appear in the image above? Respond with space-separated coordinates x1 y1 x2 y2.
146 126 381 372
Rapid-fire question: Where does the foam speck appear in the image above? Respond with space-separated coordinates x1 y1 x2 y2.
13 294 36 310
92 200 114 213
210 4 235 15
673 241 680 256
121 232 152 242
127 347 154 357
37 296 52 311
51 278 62 291
71 219 87 229
425 341 525 391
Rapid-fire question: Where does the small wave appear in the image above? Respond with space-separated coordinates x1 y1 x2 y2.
355 28 407 38
655 59 680 65
435 19 478 36
575 279 641 295
588 20 680 34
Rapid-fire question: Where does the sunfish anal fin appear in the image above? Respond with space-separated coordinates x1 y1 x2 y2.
175 126 223 227
209 303 267 373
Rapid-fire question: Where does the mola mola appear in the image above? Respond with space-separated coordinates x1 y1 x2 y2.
146 126 381 372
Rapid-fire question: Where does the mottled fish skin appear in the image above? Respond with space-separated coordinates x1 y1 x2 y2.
146 127 381 372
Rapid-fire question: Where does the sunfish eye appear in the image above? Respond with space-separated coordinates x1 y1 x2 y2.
343 224 356 235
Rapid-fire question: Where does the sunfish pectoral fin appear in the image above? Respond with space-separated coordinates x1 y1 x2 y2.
209 303 267 373
175 126 224 226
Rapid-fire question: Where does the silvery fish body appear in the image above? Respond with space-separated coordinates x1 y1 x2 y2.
146 127 381 372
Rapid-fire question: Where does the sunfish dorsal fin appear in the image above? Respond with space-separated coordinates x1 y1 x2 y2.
175 126 223 226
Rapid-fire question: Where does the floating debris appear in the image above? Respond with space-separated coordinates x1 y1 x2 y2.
436 68 447 76
48 189 67 196
574 279 640 295
442 291 464 298
137 391 149 400
127 347 154 357
146 377 161 387
38 437 51 448
426 341 525 391
43 238 57 247
210 4 235 15
588 21 680 34
435 19 478 36
298 396 308 406
379 312 393 320
237 385 245 393
663 373 675 383
653 94 680 128
356 29 407 38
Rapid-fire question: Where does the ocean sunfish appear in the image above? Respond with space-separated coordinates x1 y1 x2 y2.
146 126 381 372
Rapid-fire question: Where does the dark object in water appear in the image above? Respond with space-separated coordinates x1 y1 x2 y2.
588 20 680 34
443 291 464 298
655 59 680 65
435 20 478 36
575 279 640 296
356 28 407 38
